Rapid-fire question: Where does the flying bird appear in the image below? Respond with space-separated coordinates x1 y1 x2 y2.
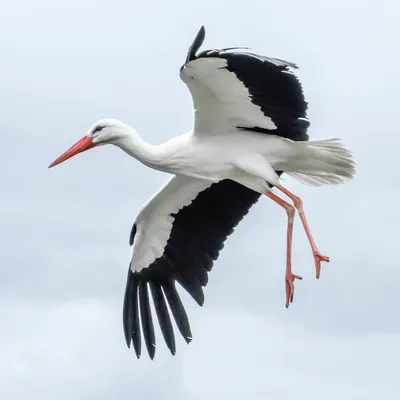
48 26 355 359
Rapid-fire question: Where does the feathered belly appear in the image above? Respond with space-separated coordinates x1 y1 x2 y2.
155 151 234 182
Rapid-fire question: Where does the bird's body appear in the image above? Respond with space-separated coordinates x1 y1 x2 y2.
91 120 351 193
105 124 275 185
49 26 356 360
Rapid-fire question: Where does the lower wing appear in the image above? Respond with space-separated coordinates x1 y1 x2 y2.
123 175 261 359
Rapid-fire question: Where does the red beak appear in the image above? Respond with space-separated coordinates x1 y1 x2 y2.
48 136 95 168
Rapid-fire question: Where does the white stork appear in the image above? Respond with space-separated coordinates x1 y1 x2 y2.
48 26 355 359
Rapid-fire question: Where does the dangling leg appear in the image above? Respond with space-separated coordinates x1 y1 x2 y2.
265 190 302 308
274 184 329 279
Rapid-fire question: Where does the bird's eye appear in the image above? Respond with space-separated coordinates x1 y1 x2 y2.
93 125 106 134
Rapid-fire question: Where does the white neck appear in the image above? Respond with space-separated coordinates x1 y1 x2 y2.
113 128 163 169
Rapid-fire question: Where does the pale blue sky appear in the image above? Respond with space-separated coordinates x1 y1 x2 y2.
1 0 400 399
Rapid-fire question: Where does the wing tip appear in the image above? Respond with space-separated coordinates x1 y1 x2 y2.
186 25 206 63
197 293 205 307
169 347 176 356
184 335 193 345
148 344 156 360
149 281 177 358
125 271 195 360
133 331 142 358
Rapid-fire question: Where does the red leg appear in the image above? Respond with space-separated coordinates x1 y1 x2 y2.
275 184 329 279
266 191 302 308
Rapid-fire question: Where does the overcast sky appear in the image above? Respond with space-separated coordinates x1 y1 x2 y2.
2 0 400 399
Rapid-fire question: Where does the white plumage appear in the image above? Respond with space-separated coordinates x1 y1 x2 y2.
181 57 277 133
131 176 212 273
48 26 356 360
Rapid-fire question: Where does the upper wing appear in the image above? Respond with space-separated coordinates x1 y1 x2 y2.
123 175 261 359
179 26 310 141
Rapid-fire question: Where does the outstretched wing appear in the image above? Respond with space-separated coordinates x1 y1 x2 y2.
180 26 310 141
123 176 261 359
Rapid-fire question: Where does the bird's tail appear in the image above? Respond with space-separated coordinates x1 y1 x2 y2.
285 138 356 187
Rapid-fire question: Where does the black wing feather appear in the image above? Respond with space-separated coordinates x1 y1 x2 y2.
212 51 309 141
149 281 176 355
184 26 310 142
123 179 262 359
162 280 192 343
122 268 141 357
138 280 156 359
185 25 206 63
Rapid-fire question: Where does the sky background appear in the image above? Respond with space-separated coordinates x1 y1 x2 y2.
1 0 400 399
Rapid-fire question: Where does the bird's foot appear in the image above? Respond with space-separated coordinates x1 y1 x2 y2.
314 251 330 279
285 272 302 308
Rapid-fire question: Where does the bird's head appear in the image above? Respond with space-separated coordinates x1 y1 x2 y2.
48 118 133 168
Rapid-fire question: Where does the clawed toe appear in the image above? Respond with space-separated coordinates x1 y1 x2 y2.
314 252 330 279
285 273 302 308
